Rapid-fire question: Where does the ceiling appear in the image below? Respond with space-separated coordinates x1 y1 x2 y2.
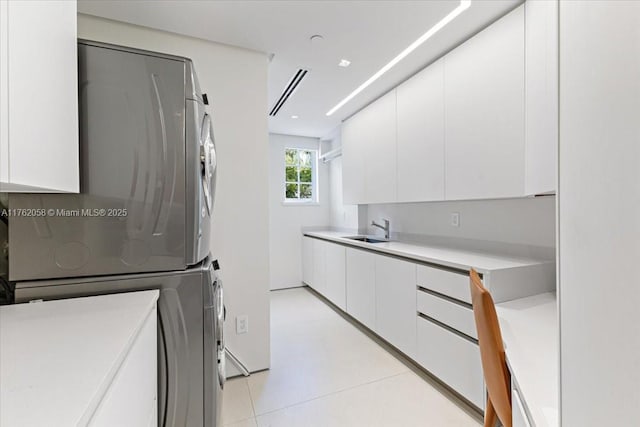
78 0 521 139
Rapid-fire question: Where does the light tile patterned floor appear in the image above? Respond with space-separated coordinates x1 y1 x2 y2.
222 287 481 427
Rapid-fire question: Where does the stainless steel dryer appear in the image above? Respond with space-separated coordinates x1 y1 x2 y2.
8 40 217 281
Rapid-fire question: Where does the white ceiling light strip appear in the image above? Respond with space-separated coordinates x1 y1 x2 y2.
326 0 471 117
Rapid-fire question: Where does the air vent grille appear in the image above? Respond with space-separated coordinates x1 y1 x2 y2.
269 68 308 116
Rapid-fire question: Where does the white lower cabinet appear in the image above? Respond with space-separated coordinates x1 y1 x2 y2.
302 236 313 286
345 247 376 330
417 264 471 304
325 243 346 310
90 307 157 426
311 239 327 295
417 289 477 340
416 315 485 409
375 255 417 358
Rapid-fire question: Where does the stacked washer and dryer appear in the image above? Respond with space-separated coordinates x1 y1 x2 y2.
8 40 224 427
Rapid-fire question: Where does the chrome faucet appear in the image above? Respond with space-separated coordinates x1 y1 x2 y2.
371 219 390 240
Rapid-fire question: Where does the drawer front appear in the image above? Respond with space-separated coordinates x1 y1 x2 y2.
416 315 484 409
417 265 471 303
417 289 477 340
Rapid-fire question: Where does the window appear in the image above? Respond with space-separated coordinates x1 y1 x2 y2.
284 148 317 203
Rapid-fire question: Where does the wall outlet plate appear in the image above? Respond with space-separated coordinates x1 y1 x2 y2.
451 212 460 227
236 315 249 334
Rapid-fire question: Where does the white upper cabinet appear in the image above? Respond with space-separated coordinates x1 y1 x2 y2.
396 59 445 202
342 3 557 204
363 91 397 204
342 90 397 205
525 0 558 195
0 0 79 192
444 5 525 200
341 112 367 204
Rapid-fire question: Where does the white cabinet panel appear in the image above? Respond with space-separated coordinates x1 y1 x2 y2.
416 315 484 409
416 289 477 340
89 308 157 426
325 243 346 310
341 115 366 204
1 0 79 192
311 239 327 296
417 265 471 304
346 248 376 329
364 91 397 204
0 1 7 185
396 59 445 202
375 255 417 358
341 90 397 204
525 0 558 195
444 5 525 200
302 236 313 286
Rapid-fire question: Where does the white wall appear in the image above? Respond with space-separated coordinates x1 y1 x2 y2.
559 2 640 425
77 14 271 372
268 133 330 290
366 197 556 252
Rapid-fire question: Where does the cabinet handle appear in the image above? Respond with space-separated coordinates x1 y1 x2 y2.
417 312 478 345
417 286 472 309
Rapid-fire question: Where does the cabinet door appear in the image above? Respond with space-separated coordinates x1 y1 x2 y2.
363 91 397 204
444 5 525 200
341 115 366 204
302 237 313 286
311 239 327 296
346 248 376 329
375 255 417 358
416 315 484 409
396 59 445 202
525 0 557 195
90 307 157 426
325 243 346 310
2 0 79 192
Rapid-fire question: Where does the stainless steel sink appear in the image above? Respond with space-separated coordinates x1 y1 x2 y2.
344 236 389 244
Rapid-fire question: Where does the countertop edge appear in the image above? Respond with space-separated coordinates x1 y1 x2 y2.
303 231 553 273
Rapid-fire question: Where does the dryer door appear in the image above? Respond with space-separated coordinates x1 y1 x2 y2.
200 114 217 216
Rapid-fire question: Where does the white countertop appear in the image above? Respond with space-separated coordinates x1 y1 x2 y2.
304 230 551 273
0 290 159 427
496 292 558 427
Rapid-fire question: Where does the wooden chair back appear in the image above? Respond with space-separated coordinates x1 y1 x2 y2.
470 268 511 427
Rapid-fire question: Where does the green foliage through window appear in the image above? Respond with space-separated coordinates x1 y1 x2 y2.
285 148 315 201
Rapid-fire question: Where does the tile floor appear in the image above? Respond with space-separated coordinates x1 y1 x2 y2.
222 287 482 427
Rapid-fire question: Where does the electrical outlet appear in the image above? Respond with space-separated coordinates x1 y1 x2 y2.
236 315 249 334
451 212 460 227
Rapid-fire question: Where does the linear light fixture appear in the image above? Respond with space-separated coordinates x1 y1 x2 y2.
326 0 471 117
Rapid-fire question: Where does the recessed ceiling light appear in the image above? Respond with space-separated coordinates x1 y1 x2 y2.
338 59 351 68
326 0 471 116
291 115 299 119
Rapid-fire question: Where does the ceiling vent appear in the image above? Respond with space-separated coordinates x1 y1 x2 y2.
269 68 308 117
